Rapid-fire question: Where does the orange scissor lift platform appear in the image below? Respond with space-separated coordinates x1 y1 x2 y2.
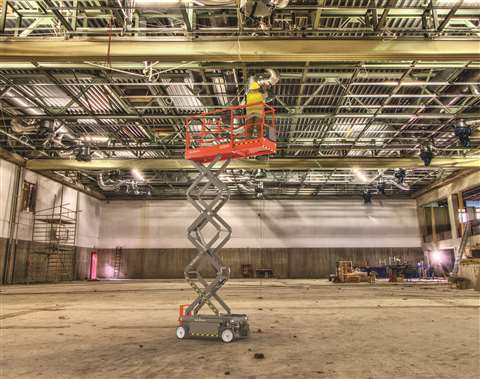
185 102 276 163
177 103 276 342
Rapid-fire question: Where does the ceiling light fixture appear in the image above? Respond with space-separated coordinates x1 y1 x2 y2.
353 168 368 183
131 168 145 182
79 136 110 144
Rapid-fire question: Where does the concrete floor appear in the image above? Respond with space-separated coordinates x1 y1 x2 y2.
1 279 479 379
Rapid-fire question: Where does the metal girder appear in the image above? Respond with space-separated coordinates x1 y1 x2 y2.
0 147 105 199
42 0 73 32
0 39 479 62
26 157 480 171
5 112 480 121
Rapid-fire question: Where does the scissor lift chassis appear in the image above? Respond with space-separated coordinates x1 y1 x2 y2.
178 314 249 342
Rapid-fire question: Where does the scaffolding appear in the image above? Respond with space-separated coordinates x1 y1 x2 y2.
27 203 79 283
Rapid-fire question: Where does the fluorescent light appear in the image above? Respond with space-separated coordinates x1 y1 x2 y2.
437 0 480 4
353 168 368 183
134 0 186 5
79 135 110 143
131 168 145 182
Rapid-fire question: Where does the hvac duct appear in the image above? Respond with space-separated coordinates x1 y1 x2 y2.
242 0 289 18
134 0 238 9
3 89 44 116
446 70 480 107
249 69 281 91
379 172 410 192
10 118 39 134
356 170 410 192
388 180 410 192
97 173 132 192
50 124 77 145
97 173 151 195
427 69 480 108
257 69 280 88
134 0 289 19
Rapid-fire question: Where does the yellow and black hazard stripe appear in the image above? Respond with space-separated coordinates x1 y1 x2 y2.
190 332 219 338
185 278 219 315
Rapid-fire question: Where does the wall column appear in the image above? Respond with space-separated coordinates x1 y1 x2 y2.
2 165 23 284
447 194 459 240
431 206 437 245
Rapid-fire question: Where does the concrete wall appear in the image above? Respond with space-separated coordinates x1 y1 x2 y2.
458 261 480 290
99 199 421 249
82 247 423 280
1 157 424 281
89 198 423 279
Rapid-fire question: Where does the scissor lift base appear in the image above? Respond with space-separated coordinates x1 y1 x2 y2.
177 314 249 343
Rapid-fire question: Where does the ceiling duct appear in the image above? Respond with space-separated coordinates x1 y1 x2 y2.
242 0 289 18
134 0 238 10
97 173 152 196
353 169 410 192
98 173 132 192
2 89 44 116
444 69 480 107
10 118 40 134
256 68 280 88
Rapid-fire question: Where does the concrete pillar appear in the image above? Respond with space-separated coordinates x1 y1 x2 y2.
431 206 437 244
458 192 465 237
2 165 23 284
447 194 459 240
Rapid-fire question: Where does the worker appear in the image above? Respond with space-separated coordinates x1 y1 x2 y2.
244 69 279 140
416 260 424 279
245 80 267 139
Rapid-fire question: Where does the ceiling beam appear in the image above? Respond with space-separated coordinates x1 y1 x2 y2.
4 112 480 121
0 147 105 200
26 157 480 171
0 39 478 62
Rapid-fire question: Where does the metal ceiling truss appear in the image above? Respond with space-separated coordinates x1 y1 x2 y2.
1 59 479 198
0 0 479 39
43 166 460 199
0 3 479 201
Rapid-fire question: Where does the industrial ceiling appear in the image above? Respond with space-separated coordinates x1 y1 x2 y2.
0 0 479 199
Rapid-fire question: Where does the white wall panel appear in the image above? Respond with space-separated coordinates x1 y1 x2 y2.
0 159 17 238
76 193 101 248
98 199 421 249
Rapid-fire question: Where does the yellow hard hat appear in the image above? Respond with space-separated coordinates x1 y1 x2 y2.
249 81 260 90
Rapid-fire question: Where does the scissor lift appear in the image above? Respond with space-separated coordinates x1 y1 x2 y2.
176 102 276 343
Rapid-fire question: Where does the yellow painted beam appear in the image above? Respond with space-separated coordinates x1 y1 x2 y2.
0 39 479 62
26 157 480 171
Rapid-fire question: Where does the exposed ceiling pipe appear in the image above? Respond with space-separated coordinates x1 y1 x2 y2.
97 173 132 192
257 68 280 88
241 0 289 18
387 178 410 191
134 0 237 10
357 169 410 192
445 70 480 107
2 89 45 116
97 172 152 195
10 118 40 134
248 69 280 96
